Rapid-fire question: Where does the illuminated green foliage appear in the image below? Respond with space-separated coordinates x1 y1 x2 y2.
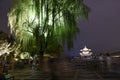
8 0 90 56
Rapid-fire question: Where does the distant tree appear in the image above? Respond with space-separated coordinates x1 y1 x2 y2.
8 0 90 65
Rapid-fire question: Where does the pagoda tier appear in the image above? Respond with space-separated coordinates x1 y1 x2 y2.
80 46 92 56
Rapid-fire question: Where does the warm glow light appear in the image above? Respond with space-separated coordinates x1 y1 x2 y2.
15 58 18 61
112 55 120 58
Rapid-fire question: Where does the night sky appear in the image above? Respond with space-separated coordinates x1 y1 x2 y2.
0 0 12 33
1 0 120 56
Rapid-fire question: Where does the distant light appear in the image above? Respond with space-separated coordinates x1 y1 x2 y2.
15 58 18 61
80 46 93 56
112 55 120 58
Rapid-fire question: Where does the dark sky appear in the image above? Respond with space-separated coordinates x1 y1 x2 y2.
0 0 12 33
65 0 120 56
1 0 120 56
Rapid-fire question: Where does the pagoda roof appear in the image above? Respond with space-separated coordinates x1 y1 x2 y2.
81 46 91 51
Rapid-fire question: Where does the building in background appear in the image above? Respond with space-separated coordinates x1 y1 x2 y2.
80 46 93 60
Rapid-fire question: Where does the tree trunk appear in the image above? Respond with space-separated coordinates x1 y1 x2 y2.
11 57 15 72
43 57 51 73
39 51 44 71
38 52 51 73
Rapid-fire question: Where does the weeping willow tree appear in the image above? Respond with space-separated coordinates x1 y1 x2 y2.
8 0 89 58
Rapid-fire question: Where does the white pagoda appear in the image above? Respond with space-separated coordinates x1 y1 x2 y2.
80 46 93 57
